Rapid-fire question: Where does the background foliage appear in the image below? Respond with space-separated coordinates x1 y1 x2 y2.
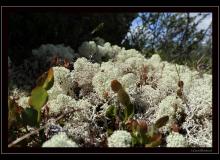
9 12 212 72
122 13 212 72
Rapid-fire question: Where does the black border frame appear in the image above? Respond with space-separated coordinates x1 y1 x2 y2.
1 6 219 155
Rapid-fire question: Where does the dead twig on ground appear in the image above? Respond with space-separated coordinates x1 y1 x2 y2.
8 108 81 148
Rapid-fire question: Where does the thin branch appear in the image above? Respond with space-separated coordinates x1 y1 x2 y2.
8 108 81 148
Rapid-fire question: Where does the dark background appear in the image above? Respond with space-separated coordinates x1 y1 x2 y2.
8 12 136 65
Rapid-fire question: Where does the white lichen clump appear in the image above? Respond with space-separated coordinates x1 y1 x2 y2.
71 57 100 86
63 99 95 144
32 44 76 62
9 40 212 148
16 96 30 109
48 41 212 147
47 66 74 100
166 132 187 147
42 132 78 147
47 94 77 115
157 95 184 120
108 130 132 147
78 41 121 62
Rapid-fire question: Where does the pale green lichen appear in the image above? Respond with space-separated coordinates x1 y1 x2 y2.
78 41 121 62
16 96 30 109
124 57 147 71
47 94 77 115
182 74 212 147
166 132 187 147
73 99 94 121
121 73 138 91
63 99 95 145
157 95 184 120
71 57 100 86
116 48 144 63
47 67 73 100
63 122 90 145
146 54 161 67
78 41 98 60
42 132 78 147
154 95 186 134
9 41 212 148
92 62 123 100
108 130 132 147
140 85 163 107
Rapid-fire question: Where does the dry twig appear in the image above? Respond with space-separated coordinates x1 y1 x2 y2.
8 108 81 148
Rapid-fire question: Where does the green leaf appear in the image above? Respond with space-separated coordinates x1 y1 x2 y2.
117 89 134 121
106 105 116 118
131 133 138 146
36 68 54 90
155 115 169 128
21 108 38 127
125 103 134 121
139 134 146 145
118 89 131 107
120 110 126 121
29 86 48 122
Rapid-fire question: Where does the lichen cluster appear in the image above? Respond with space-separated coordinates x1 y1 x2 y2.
8 41 212 147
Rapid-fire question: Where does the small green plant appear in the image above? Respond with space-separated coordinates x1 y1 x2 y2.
175 64 184 98
21 107 38 127
28 86 48 124
108 79 168 147
126 116 169 147
106 105 117 119
111 79 134 121
20 67 54 127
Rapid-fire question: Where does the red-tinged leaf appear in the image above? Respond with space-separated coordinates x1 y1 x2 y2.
137 119 148 133
125 118 138 132
149 133 162 142
155 115 169 128
178 80 184 88
146 133 162 147
36 68 54 90
111 79 122 93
